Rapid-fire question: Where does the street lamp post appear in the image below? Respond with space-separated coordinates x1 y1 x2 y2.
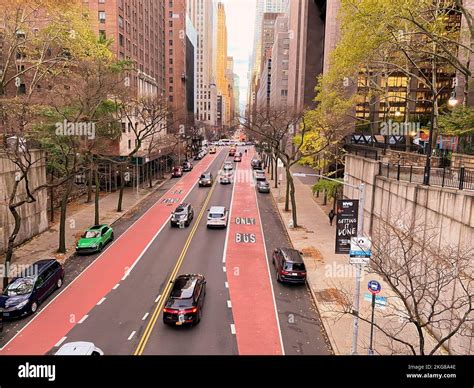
293 172 366 355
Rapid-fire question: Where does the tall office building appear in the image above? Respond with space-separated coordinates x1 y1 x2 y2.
287 0 326 113
270 16 290 109
187 0 218 126
234 74 241 118
248 0 288 113
216 2 232 128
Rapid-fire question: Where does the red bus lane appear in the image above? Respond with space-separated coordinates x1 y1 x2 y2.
0 151 221 355
225 150 283 355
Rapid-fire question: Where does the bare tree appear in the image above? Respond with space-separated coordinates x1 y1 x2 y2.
241 108 345 227
336 215 473 355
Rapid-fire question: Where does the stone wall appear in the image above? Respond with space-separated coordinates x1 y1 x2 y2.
451 153 474 170
344 154 474 354
0 150 49 254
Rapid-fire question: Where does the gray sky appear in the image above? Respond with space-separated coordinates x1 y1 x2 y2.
220 0 256 112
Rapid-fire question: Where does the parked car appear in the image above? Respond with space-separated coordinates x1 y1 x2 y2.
209 147 217 154
257 180 270 193
76 225 114 254
55 342 104 356
0 259 64 318
163 274 206 326
206 206 228 228
194 152 204 161
182 161 193 172
254 169 266 181
199 172 214 187
234 153 242 162
170 203 194 227
229 148 236 156
171 166 183 178
272 248 307 284
251 159 262 169
219 171 233 184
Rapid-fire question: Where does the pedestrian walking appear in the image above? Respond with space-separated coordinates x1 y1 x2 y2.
328 209 335 226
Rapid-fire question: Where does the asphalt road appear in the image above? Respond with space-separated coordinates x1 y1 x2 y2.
1 147 331 356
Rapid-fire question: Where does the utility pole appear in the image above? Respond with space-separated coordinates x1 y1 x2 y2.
292 172 366 354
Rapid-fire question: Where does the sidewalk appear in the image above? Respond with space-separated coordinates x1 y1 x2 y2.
1 176 169 280
268 165 440 355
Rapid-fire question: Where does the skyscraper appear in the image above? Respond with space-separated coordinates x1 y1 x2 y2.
216 2 232 128
187 0 218 126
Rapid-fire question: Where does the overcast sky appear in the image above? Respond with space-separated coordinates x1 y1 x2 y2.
220 0 256 113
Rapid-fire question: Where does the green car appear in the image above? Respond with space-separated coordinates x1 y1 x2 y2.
76 224 114 254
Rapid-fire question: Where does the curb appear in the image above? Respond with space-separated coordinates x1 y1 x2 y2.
268 182 336 355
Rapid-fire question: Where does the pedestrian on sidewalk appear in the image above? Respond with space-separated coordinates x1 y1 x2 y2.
328 209 335 226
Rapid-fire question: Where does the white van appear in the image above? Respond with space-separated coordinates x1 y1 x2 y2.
207 206 229 228
55 342 104 356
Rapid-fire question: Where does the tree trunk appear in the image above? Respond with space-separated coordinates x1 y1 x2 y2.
4 206 22 288
285 167 290 211
117 164 125 212
288 172 298 227
50 171 55 222
323 189 327 205
58 178 73 253
148 162 153 188
274 156 278 189
94 168 100 225
86 162 93 203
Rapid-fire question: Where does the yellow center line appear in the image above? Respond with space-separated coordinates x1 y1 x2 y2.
134 153 226 355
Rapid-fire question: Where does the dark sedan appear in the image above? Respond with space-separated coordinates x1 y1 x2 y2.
163 274 206 326
257 180 270 193
199 172 213 187
0 259 64 319
170 203 194 227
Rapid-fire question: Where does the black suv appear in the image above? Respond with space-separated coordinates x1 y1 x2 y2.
163 274 206 326
272 248 307 284
199 172 213 187
170 203 194 227
0 259 65 319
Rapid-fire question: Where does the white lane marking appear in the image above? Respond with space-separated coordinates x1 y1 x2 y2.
128 331 136 341
223 266 227 273
230 324 236 335
78 315 89 324
227 300 232 308
0 151 224 353
142 312 149 321
55 337 67 348
113 283 120 290
97 297 106 305
121 273 129 281
225 282 229 288
253 168 286 356
155 295 161 303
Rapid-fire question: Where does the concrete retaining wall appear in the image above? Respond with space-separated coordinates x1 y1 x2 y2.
0 150 49 254
344 154 474 354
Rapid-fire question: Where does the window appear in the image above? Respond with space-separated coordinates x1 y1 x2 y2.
99 30 106 40
128 139 131 149
119 34 124 46
99 11 106 23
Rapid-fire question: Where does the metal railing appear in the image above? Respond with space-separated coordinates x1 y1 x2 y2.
378 162 474 191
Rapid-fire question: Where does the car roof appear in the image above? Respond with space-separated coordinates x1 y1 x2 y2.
89 224 106 230
280 248 304 263
55 342 97 355
202 172 212 176
20 259 57 277
171 274 203 298
209 206 225 213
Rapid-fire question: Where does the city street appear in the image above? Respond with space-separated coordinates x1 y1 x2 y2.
0 147 331 356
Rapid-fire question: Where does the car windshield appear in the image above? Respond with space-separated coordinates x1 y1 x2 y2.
210 212 224 218
285 262 306 271
170 298 194 309
175 206 187 214
83 231 100 238
4 278 34 296
201 174 210 179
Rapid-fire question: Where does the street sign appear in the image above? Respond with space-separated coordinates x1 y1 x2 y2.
350 237 372 258
364 293 387 308
349 256 370 265
335 199 359 254
368 280 381 294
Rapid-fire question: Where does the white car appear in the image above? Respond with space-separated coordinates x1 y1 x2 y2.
207 206 229 228
55 342 104 356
